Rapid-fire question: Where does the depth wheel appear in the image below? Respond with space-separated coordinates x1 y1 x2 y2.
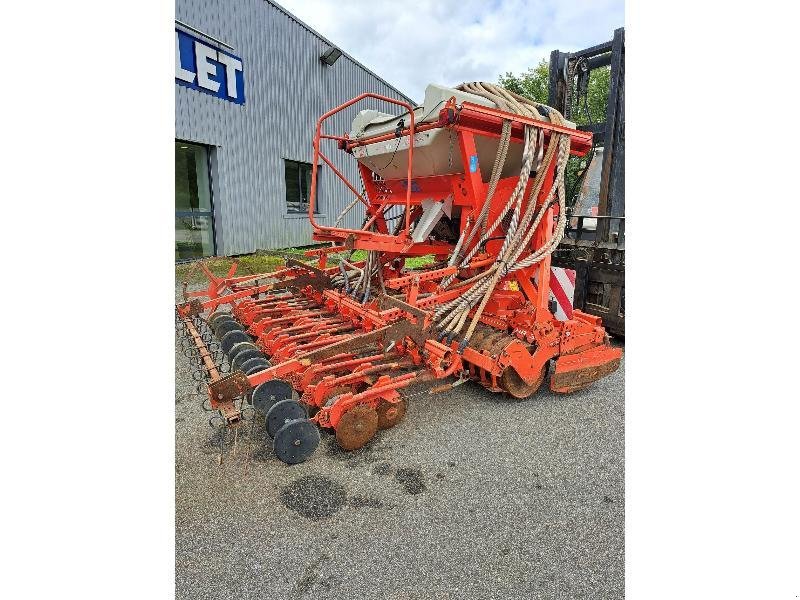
252 380 293 415
220 330 251 355
335 404 378 450
273 420 320 465
376 398 407 430
500 363 548 399
240 356 269 372
228 341 260 363
209 312 235 328
233 348 267 372
243 360 270 376
266 399 307 438
214 319 244 339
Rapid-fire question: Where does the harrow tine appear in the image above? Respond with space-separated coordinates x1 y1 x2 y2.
218 425 225 465
241 409 257 477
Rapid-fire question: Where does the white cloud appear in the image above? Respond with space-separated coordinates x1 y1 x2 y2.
274 0 624 100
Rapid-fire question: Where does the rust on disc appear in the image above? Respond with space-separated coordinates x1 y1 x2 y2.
376 398 407 430
335 404 378 450
500 364 547 399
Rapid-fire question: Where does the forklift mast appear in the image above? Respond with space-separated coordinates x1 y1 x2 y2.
549 27 625 337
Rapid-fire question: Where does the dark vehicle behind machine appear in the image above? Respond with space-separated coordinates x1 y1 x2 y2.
549 28 625 337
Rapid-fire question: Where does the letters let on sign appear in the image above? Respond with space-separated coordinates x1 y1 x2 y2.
175 29 245 105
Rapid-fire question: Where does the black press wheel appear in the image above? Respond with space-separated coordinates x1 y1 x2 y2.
214 319 245 340
228 341 259 362
266 399 307 438
220 330 251 355
232 348 267 372
208 312 236 328
244 362 270 376
252 380 293 414
273 419 320 465
240 356 270 374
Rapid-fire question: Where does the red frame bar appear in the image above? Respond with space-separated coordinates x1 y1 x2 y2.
457 102 592 156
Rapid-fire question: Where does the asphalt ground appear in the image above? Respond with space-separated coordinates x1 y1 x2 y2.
175 299 625 599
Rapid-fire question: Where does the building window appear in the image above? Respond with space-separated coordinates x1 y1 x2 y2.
175 141 215 260
284 159 319 214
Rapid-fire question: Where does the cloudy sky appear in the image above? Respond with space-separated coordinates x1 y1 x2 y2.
277 0 624 98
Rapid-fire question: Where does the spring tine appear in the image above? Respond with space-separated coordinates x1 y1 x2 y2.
244 408 258 476
245 423 254 476
218 424 226 465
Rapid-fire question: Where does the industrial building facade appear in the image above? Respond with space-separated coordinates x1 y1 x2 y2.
175 0 412 259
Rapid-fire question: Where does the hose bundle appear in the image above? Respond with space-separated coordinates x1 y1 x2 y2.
432 82 572 350
328 82 571 332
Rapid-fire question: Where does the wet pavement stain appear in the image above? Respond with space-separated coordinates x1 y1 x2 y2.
372 462 392 476
347 495 384 509
280 475 346 520
395 467 426 495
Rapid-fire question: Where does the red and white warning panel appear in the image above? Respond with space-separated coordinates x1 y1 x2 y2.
549 267 576 320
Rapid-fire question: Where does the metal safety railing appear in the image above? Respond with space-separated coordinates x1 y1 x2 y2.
308 93 417 240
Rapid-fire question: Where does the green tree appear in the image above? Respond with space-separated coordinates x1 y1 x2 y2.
499 60 610 206
499 61 551 107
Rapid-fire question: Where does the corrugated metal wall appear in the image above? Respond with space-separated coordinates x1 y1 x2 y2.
175 0 413 255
